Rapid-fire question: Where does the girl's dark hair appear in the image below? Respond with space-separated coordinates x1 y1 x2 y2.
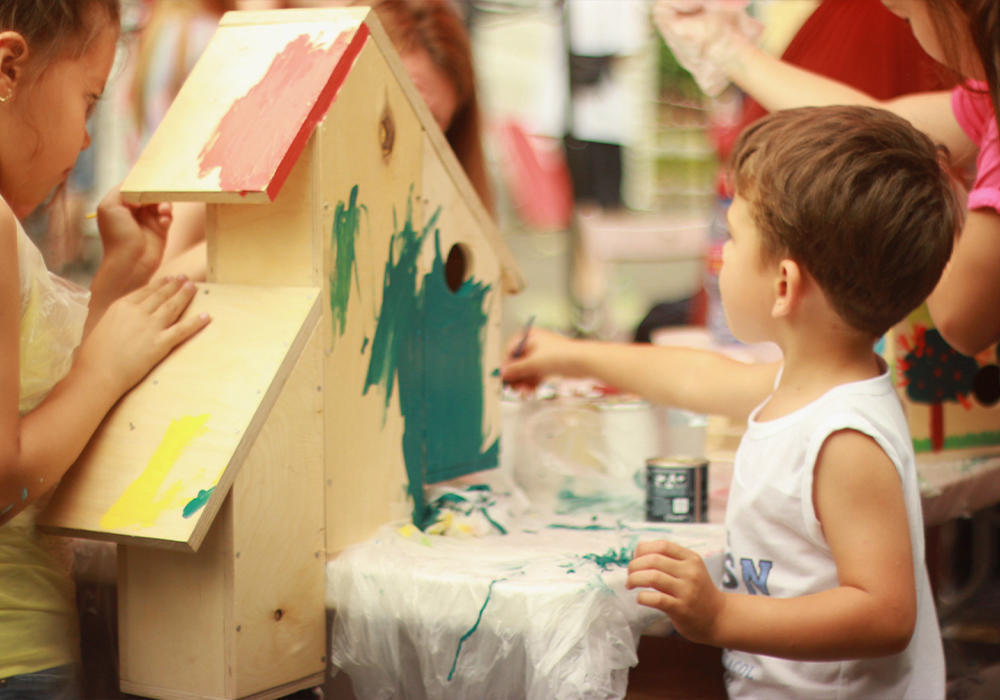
926 0 1000 137
0 0 121 69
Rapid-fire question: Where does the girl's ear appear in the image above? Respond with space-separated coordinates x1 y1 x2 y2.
771 258 802 319
0 32 29 96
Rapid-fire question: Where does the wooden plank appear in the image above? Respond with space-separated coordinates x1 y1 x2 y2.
39 285 320 551
316 38 421 553
116 322 324 700
118 499 231 699
122 9 370 203
208 136 321 286
364 11 524 294
231 322 326 697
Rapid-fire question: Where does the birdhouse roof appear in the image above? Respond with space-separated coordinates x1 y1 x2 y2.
123 8 370 203
122 6 523 293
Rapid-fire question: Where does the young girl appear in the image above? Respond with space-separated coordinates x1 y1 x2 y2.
0 1 210 696
655 0 1000 358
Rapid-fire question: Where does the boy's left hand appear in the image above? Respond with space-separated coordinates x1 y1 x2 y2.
95 185 172 291
627 539 723 644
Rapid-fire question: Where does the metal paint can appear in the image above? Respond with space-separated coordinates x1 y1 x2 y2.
645 456 709 523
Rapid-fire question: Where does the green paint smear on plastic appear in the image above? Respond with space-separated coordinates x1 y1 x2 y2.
547 523 615 531
182 487 214 518
360 188 498 528
329 184 365 339
448 578 503 681
479 507 507 535
583 546 633 571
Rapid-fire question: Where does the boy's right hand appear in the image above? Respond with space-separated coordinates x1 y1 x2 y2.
76 276 211 396
501 327 579 392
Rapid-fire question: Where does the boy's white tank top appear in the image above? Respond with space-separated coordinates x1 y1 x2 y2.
722 367 944 699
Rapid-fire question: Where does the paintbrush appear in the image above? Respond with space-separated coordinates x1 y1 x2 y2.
511 315 536 358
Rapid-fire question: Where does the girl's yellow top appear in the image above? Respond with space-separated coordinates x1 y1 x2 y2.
1 206 89 678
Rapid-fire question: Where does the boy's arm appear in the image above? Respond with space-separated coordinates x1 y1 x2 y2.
629 429 916 659
501 328 779 420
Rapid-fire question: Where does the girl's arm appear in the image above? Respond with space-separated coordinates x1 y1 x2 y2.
158 201 207 278
0 205 210 522
928 208 1000 356
725 38 976 161
628 429 916 659
501 327 779 420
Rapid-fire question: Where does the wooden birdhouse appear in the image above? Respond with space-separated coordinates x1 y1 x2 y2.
884 305 1000 455
39 7 522 699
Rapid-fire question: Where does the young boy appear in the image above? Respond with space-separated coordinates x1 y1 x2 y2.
502 105 960 697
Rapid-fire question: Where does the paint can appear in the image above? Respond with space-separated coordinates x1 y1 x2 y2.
645 456 709 523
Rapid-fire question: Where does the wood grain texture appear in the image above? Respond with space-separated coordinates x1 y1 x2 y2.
117 323 325 699
39 285 321 551
121 9 370 203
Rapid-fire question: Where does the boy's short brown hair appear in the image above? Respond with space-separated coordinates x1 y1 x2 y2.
730 105 961 337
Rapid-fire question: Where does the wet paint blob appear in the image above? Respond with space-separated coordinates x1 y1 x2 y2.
183 487 215 518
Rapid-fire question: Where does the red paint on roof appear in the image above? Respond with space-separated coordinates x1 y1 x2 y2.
198 24 369 199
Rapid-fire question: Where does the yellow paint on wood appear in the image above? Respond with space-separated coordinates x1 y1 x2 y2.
99 414 210 530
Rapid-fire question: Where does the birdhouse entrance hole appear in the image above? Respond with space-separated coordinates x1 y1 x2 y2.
445 243 471 292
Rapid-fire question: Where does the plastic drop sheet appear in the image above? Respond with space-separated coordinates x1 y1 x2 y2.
327 500 724 700
17 226 89 413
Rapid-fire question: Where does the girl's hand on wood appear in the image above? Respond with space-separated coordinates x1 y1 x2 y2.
95 185 172 292
627 539 724 645
76 276 210 396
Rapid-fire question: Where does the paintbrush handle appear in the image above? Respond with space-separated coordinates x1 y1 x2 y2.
512 316 535 358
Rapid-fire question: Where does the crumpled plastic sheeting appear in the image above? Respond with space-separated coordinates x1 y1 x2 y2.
17 228 89 414
327 516 725 699
502 395 667 520
653 0 762 96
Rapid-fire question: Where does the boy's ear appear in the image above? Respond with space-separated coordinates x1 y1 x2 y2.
0 32 29 95
771 258 802 319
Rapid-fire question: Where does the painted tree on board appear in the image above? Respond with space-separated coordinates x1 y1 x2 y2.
897 325 978 450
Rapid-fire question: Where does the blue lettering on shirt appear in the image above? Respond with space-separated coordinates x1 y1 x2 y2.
741 558 772 596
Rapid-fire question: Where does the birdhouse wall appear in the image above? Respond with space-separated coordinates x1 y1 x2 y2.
117 323 326 700
170 10 506 555
38 286 322 550
885 306 1000 454
208 142 321 286
314 39 503 552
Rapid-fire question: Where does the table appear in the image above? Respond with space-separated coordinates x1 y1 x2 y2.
325 478 725 700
